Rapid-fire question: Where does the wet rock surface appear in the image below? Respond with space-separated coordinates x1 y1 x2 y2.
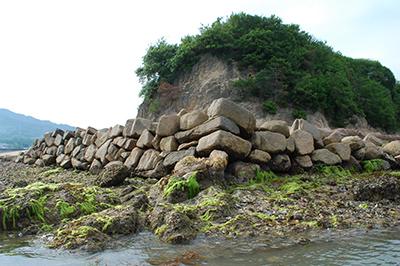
1 158 400 253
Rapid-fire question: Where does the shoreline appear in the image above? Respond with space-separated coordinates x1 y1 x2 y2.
0 158 399 252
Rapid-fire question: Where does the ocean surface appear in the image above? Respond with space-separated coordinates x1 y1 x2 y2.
1 226 400 265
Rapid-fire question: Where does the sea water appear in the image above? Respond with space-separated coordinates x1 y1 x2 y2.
1 227 400 265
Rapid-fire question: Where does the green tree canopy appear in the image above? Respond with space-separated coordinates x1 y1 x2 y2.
136 12 399 131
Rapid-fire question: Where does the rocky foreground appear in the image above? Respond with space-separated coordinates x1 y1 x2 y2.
1 155 400 253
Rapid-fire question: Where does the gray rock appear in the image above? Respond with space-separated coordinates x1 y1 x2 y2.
286 138 295 153
180 110 208 130
135 149 162 171
136 129 154 148
54 134 63 146
94 128 111 147
291 119 324 148
259 120 290 137
247 149 272 164
175 116 240 143
43 132 55 147
35 159 45 167
311 149 342 165
123 119 135 137
56 154 67 165
364 133 383 147
323 131 343 145
325 143 351 161
290 130 314 155
95 161 130 187
72 145 85 158
56 145 65 156
84 144 98 163
123 138 137 151
364 143 384 160
163 147 196 167
126 118 152 138
64 138 76 154
295 155 313 168
110 124 124 138
177 140 198 151
250 131 287 154
86 126 97 135
341 136 365 152
151 135 162 150
95 139 112 165
160 136 178 152
207 98 256 135
383 140 400 156
42 154 56 166
105 143 119 162
60 157 72 169
51 128 65 138
82 133 93 146
71 157 87 170
63 130 75 140
124 147 145 171
353 148 366 161
112 136 126 148
196 130 252 160
270 154 291 172
89 159 103 175
156 115 180 137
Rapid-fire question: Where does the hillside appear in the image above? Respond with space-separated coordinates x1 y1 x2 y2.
0 108 76 148
136 13 400 132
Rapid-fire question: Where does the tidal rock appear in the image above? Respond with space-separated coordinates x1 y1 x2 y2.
95 139 112 165
124 147 145 171
270 154 291 172
383 140 400 156
196 130 252 160
175 116 240 143
156 115 180 137
250 131 286 154
160 136 178 152
341 136 365 152
294 155 313 168
290 130 314 155
89 159 103 175
311 149 342 165
353 174 400 201
207 98 256 135
180 110 208 130
325 143 351 161
95 161 130 187
163 147 196 168
247 149 272 164
135 149 162 171
259 120 290 137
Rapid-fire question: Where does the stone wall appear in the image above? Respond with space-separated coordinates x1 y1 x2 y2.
18 98 400 178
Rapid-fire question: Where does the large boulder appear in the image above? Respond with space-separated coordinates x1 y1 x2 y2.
196 130 252 160
207 98 256 135
180 110 208 130
64 138 76 154
294 155 313 168
270 154 291 172
383 140 400 156
247 150 272 164
163 147 196 168
84 144 98 163
250 131 286 154
259 120 290 137
124 118 152 138
95 161 130 187
323 131 343 145
311 149 342 165
135 149 162 171
156 115 180 137
341 136 365 152
109 124 124 138
364 133 383 147
95 139 112 165
136 129 154 149
160 136 178 152
175 116 240 143
290 119 324 148
325 143 351 161
290 130 314 155
124 147 145 171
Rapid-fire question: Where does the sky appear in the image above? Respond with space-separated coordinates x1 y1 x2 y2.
1 0 399 130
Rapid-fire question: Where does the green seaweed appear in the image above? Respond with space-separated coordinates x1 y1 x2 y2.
163 172 200 199
55 200 76 218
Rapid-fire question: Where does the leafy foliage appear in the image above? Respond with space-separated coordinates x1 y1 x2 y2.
136 13 399 131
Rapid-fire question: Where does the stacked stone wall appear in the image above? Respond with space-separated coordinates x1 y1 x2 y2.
18 98 400 178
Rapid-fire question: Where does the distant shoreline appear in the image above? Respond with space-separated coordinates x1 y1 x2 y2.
0 149 26 155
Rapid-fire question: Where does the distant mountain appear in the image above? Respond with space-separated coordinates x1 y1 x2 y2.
0 108 76 148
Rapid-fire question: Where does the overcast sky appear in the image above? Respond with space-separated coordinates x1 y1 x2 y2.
1 0 399 130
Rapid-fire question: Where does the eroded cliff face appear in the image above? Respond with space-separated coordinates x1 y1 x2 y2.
136 54 371 131
137 54 247 121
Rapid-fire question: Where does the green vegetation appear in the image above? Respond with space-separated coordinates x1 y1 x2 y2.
136 12 400 131
163 172 200 199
